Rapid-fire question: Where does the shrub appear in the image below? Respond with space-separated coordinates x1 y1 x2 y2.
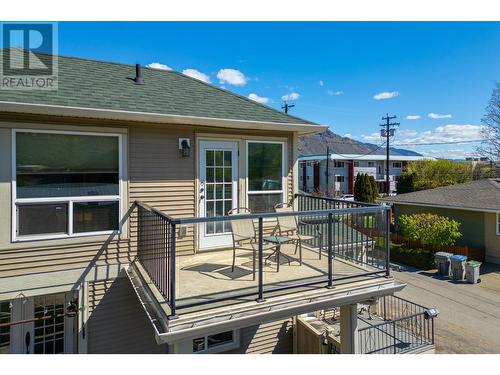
390 243 435 269
399 213 462 247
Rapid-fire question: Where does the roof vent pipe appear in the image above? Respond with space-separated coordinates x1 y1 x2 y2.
134 64 144 85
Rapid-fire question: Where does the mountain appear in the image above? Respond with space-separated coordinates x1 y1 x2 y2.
299 129 422 157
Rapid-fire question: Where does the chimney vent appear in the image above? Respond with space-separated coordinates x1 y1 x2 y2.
134 64 144 85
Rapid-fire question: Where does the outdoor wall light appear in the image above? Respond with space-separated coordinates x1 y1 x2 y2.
179 138 191 158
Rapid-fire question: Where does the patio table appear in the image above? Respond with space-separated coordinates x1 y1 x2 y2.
262 235 295 272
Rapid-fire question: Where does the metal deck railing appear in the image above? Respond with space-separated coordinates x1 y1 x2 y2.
134 194 391 318
358 295 436 354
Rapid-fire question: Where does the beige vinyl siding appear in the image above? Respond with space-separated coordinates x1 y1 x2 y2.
128 124 296 256
128 125 196 256
225 318 294 354
0 239 131 278
87 275 168 354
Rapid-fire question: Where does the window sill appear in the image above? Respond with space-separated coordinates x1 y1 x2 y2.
10 230 125 246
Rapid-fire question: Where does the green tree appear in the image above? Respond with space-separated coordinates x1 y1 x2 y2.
398 159 476 192
399 213 462 247
369 175 378 201
354 173 376 203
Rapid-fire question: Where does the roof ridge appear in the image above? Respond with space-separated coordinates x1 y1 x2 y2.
0 48 316 126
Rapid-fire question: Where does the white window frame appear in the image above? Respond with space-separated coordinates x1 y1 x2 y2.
367 161 375 167
11 129 123 242
496 212 500 236
354 161 359 167
392 162 402 168
245 140 287 211
334 161 344 168
192 330 240 354
335 175 345 183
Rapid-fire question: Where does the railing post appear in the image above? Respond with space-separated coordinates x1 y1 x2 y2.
168 222 178 319
256 217 265 302
385 207 391 277
393 321 397 354
327 212 334 288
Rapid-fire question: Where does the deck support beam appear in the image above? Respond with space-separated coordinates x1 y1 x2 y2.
340 303 360 354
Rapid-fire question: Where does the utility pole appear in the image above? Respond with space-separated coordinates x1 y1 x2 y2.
380 114 400 195
325 146 330 196
282 102 295 114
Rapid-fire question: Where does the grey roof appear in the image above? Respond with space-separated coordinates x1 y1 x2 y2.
383 179 500 212
0 49 315 125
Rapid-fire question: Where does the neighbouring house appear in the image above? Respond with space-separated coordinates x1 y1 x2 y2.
383 179 500 265
298 153 431 196
0 50 436 355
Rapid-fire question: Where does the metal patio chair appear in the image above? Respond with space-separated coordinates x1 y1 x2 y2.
274 203 322 264
228 207 277 280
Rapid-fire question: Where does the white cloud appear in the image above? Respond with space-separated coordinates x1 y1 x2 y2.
248 93 269 104
343 133 352 138
182 68 211 83
361 124 484 146
328 90 343 96
428 112 452 119
373 91 400 100
405 115 421 120
319 80 324 87
281 92 300 101
146 62 173 71
216 68 247 86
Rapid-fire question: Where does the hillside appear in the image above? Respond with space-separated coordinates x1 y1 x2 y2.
299 129 421 157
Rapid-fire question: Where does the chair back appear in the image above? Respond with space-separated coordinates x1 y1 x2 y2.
228 208 255 241
274 204 298 234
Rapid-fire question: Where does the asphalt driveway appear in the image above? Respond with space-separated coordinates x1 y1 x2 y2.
392 262 500 353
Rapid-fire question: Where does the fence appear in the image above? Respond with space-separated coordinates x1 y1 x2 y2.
390 232 485 261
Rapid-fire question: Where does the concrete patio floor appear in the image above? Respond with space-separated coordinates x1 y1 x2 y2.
176 244 381 308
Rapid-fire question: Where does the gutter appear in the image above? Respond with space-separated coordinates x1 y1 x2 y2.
0 101 327 135
126 264 406 345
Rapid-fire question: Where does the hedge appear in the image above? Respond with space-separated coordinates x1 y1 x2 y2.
390 242 435 270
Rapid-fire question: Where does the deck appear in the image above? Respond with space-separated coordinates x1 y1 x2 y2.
176 244 381 310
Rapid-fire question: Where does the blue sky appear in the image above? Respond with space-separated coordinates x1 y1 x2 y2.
58 22 499 158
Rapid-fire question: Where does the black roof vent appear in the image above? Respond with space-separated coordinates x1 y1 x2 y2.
134 64 144 85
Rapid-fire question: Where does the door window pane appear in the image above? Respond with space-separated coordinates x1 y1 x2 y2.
0 302 11 354
18 203 68 236
73 201 119 233
34 294 66 354
16 132 119 198
248 143 282 191
206 150 214 166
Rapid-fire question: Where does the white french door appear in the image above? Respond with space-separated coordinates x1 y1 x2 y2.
198 140 238 250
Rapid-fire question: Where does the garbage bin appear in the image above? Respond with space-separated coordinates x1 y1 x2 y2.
465 261 482 284
450 255 467 280
435 252 453 277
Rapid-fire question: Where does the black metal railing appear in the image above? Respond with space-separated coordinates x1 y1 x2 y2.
136 202 176 316
295 193 389 270
134 197 391 318
358 295 436 354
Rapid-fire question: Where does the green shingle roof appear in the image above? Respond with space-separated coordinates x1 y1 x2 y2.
0 50 315 125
